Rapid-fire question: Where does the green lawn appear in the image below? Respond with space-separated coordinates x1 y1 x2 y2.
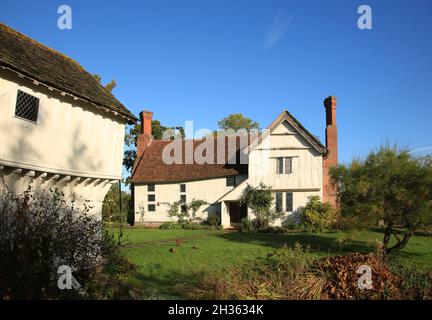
118 228 432 298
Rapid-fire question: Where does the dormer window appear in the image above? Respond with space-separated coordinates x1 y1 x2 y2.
15 90 39 123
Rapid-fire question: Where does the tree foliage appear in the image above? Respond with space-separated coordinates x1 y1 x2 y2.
217 113 259 132
331 145 432 253
239 183 282 229
102 184 131 225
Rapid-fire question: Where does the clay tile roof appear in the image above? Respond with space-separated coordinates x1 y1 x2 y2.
0 23 137 123
131 137 253 184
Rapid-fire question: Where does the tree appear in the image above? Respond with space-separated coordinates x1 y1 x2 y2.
239 183 282 229
102 183 131 225
163 199 208 224
330 145 432 253
217 113 259 132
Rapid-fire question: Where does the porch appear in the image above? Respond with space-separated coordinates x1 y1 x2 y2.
221 201 248 229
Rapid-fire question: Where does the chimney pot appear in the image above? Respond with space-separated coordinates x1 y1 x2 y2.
324 96 337 126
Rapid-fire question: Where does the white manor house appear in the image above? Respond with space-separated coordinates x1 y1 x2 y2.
132 96 338 228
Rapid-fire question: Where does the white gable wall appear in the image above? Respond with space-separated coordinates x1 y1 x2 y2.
247 121 323 190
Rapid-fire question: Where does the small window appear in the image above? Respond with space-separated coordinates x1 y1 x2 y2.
148 194 155 202
180 194 186 203
181 205 187 213
286 192 293 212
180 184 186 193
275 192 283 212
148 184 155 192
226 176 236 187
15 90 39 123
285 157 292 174
276 158 284 174
148 204 156 212
276 157 293 174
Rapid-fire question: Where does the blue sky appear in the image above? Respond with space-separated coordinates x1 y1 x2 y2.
2 0 432 165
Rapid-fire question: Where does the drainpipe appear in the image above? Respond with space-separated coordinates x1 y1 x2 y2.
118 180 122 221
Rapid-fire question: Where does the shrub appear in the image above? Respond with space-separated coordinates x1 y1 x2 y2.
301 196 339 232
158 221 222 230
0 188 101 299
102 184 130 225
163 199 208 224
240 217 255 232
386 259 432 299
203 214 221 227
159 222 182 230
330 146 432 253
257 226 285 234
239 183 283 229
0 188 128 299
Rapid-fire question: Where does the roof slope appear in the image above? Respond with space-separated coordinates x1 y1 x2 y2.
132 110 327 184
0 23 136 123
131 138 250 184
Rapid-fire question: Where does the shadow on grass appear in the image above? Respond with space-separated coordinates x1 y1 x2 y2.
370 227 432 238
214 231 376 256
132 263 208 299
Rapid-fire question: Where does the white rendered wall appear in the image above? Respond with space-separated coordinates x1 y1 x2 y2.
0 69 128 218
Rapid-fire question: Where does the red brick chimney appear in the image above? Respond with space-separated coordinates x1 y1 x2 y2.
136 110 153 159
322 96 338 207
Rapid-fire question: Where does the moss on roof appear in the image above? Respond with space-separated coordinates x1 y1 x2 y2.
0 23 137 123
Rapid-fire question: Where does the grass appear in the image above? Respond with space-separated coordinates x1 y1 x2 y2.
116 228 432 298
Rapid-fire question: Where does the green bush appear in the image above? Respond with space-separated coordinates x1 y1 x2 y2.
203 214 221 227
158 221 222 230
387 259 432 299
163 199 208 224
257 226 286 234
239 183 283 229
240 217 255 232
159 222 182 230
301 196 339 232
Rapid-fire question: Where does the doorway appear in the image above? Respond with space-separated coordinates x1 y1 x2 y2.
228 202 247 225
